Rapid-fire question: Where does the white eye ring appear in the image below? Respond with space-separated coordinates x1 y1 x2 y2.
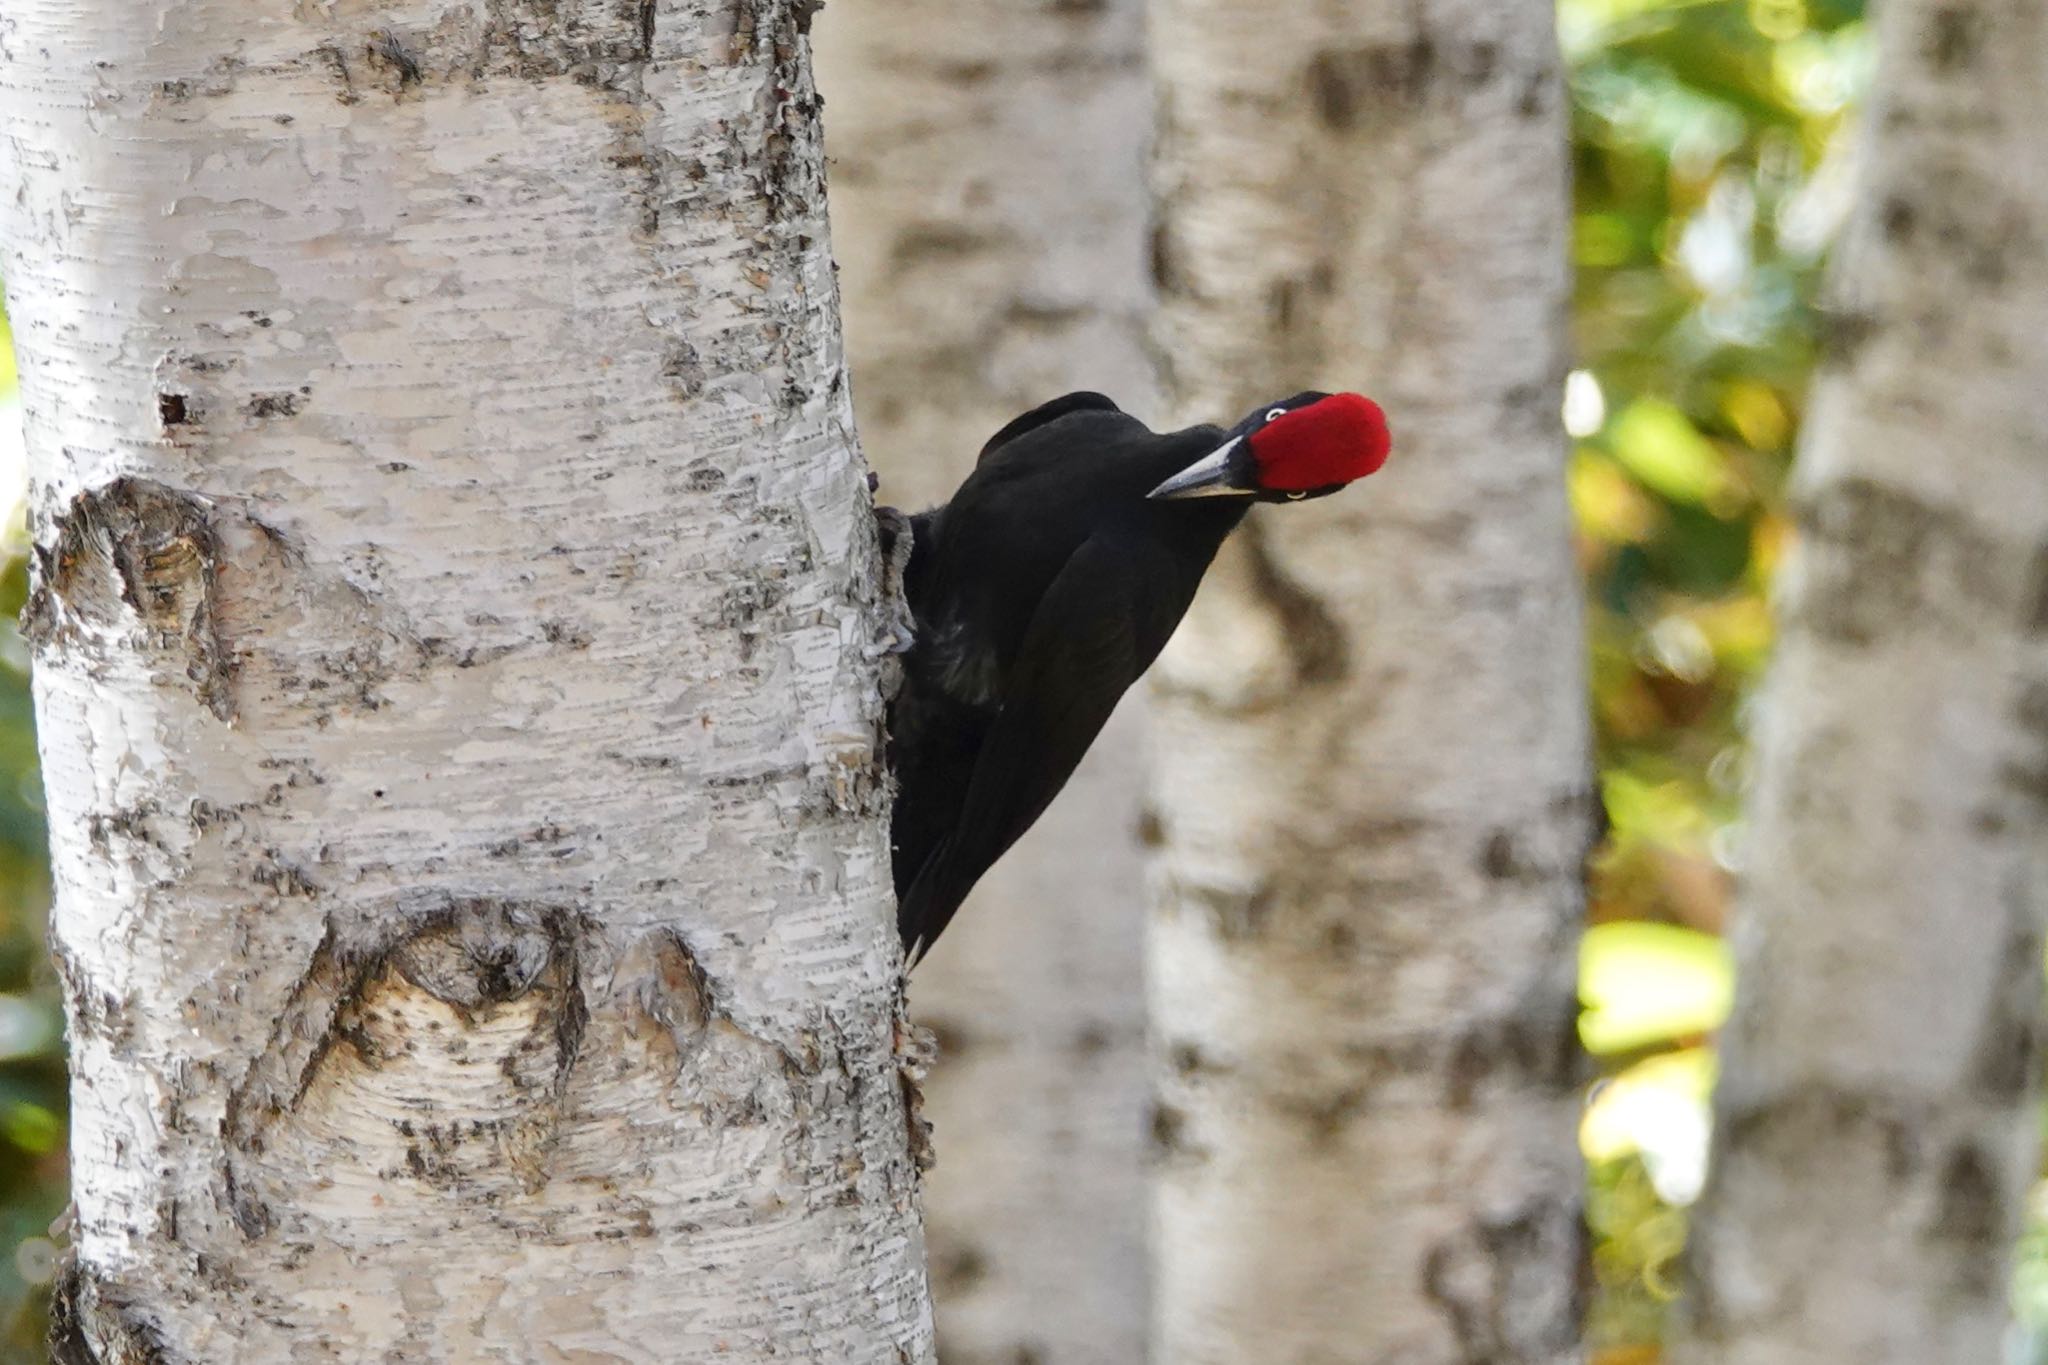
1265 407 1287 422
1285 490 1307 501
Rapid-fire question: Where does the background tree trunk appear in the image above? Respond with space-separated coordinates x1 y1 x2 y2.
815 4 1154 1360
1674 1 2048 1360
0 3 933 1360
1142 0 1591 1360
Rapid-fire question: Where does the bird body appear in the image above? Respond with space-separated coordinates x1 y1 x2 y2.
887 390 1389 962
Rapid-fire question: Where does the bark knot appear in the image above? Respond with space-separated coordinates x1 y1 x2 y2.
223 899 592 1231
25 477 236 721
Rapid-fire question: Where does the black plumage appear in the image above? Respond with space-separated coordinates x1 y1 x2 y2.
886 389 1387 963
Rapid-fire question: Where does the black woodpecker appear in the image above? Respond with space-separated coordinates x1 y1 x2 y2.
887 389 1391 964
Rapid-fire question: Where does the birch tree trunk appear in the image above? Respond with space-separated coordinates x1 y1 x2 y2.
1143 0 1591 1359
815 5 1154 1360
0 3 935 1360
1674 2 2048 1360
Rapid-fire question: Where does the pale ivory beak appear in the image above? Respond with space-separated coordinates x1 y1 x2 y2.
1146 437 1253 500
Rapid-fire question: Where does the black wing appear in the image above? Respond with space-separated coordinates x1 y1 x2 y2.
897 531 1186 962
977 391 1123 462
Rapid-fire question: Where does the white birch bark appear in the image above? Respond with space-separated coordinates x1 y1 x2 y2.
1144 0 1591 1359
815 4 1153 1359
1674 2 2048 1360
0 2 935 1360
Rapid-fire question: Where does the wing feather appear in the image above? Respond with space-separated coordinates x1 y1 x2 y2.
976 391 1124 462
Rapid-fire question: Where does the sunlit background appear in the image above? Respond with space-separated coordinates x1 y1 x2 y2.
0 0 2037 1361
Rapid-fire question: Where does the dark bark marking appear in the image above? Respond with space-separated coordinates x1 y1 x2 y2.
365 29 423 91
893 1017 939 1174
932 1242 987 1294
1306 41 1437 129
2026 542 2048 633
1304 33 1508 129
50 1260 174 1365
155 393 189 429
1969 872 2045 1100
1816 301 1880 366
886 223 1003 273
243 391 304 419
1480 829 1519 880
316 43 359 104
1177 878 1274 942
1423 1198 1584 1362
1716 1085 1918 1162
1793 476 2009 646
2003 681 2048 809
250 850 318 899
662 341 708 399
433 0 662 85
1708 1080 2029 1290
1932 1141 2001 1244
1148 1100 1201 1160
1924 6 1983 71
1280 1085 1367 1149
25 477 237 721
1881 194 1917 243
1148 218 1182 295
1443 996 1583 1109
52 944 136 1050
1240 516 1349 687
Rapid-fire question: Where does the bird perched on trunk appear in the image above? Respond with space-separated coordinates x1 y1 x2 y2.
886 390 1391 964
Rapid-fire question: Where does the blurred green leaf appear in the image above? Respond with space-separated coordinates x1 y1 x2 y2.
1580 921 1734 1054
1609 398 1733 507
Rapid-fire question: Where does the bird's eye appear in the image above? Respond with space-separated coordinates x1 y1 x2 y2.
1265 408 1287 423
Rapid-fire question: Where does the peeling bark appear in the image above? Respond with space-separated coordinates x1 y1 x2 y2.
1673 2 2048 1361
0 1 934 1359
1144 0 1591 1359
815 2 1154 1359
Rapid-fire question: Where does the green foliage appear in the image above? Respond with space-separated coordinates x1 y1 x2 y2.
1580 922 1731 1057
0 289 61 1362
1566 0 1872 1357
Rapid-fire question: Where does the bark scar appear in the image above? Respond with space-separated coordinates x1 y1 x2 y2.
50 1258 174 1365
25 477 237 722
222 900 591 1231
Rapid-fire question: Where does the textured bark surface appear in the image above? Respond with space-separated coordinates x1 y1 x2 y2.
1674 2 2048 1361
1143 0 1591 1360
0 2 935 1360
815 3 1153 1360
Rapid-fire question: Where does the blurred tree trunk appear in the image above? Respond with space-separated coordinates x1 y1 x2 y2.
816 4 1154 1361
1674 3 2048 1361
1143 1 1591 1361
0 3 934 1360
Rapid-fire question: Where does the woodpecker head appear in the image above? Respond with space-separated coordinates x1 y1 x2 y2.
1146 391 1391 502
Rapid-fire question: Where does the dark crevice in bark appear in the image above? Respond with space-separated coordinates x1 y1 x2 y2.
50 1261 174 1365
